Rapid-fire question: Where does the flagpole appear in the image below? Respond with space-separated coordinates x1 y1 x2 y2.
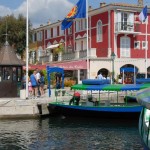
26 0 29 99
86 0 89 79
145 16 148 79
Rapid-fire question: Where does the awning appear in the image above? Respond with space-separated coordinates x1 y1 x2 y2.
120 67 138 73
23 64 47 70
50 60 87 70
71 83 150 91
46 44 59 50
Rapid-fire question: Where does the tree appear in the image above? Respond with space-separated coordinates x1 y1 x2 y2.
0 14 32 56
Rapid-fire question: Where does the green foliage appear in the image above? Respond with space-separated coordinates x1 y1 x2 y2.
50 72 56 85
54 43 64 53
41 70 48 84
0 14 32 56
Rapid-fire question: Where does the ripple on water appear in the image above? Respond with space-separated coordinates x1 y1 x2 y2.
0 117 144 150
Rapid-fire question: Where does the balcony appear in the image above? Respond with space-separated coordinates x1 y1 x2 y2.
38 48 97 63
115 22 141 35
38 55 49 64
62 52 75 60
79 50 87 58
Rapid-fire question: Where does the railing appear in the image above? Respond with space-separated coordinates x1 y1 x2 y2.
79 50 87 58
115 22 140 33
62 52 75 60
38 48 97 63
39 55 49 63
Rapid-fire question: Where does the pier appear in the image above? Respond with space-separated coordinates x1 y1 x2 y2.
0 97 50 119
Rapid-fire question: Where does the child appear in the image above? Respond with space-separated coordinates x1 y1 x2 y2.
28 81 33 98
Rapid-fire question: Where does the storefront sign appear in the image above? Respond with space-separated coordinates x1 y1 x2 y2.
51 60 87 70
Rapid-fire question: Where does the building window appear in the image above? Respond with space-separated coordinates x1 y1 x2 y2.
37 31 43 41
134 41 140 49
81 19 87 30
83 40 87 50
117 12 134 31
120 37 130 57
142 41 148 49
121 13 128 30
97 20 102 42
68 26 72 34
60 25 64 36
76 20 81 32
53 27 57 37
32 33 37 42
81 41 83 50
47 29 51 39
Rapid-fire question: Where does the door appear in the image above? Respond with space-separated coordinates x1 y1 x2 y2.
121 13 128 30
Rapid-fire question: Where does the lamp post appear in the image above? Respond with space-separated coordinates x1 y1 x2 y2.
111 52 116 84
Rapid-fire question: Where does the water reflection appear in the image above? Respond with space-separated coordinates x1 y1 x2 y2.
0 117 143 150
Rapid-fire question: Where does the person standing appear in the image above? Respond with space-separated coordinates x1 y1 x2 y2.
97 72 103 80
35 68 41 97
22 72 26 89
39 72 45 97
30 70 38 98
28 80 33 98
118 75 123 84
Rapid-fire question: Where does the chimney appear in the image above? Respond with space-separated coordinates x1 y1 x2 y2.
47 19 51 25
138 0 143 6
88 6 92 11
100 2 106 7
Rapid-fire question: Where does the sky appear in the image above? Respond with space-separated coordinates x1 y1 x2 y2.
0 0 149 28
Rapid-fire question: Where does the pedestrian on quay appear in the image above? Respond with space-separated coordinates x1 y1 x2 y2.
97 72 103 80
39 72 45 97
35 68 41 97
30 70 38 99
28 80 33 98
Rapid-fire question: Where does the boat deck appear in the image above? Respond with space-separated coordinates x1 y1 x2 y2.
52 89 137 106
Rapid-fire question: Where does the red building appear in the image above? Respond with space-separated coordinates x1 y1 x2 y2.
30 1 150 83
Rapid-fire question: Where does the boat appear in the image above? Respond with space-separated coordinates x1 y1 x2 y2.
136 88 150 150
48 79 150 119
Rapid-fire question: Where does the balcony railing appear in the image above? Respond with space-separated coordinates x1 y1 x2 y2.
38 55 49 64
38 48 97 63
115 22 140 33
79 50 87 58
62 52 75 60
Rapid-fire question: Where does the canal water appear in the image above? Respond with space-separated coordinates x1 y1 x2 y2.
0 117 143 150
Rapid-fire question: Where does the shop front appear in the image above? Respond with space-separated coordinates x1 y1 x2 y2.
50 60 87 83
120 67 138 84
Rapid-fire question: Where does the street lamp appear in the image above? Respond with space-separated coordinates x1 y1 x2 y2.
111 52 116 84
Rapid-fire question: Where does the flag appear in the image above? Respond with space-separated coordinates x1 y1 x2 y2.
61 0 86 30
139 5 148 22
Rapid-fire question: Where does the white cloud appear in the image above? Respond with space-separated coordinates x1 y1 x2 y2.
0 5 12 16
0 0 73 28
